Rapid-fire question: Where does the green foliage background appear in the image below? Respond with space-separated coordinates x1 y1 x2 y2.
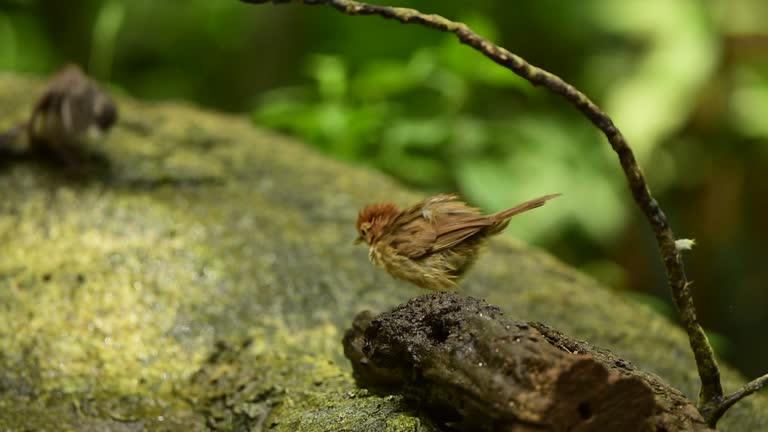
1 0 767 377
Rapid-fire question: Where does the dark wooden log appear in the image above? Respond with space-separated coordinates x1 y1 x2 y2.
343 292 713 432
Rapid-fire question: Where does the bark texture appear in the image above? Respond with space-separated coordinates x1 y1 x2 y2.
344 292 712 431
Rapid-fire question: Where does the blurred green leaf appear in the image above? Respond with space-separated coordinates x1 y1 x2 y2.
0 14 17 69
352 60 414 100
89 0 125 81
591 0 719 166
308 55 348 101
382 117 450 150
377 117 453 186
0 13 51 72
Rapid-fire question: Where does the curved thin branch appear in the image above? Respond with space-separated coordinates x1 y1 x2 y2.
237 0 763 425
706 373 768 425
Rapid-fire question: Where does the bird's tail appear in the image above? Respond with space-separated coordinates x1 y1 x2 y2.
488 193 561 233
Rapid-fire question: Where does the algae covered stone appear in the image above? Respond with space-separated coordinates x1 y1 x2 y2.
0 72 765 430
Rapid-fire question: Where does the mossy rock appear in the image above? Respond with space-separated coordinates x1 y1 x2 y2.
0 72 764 431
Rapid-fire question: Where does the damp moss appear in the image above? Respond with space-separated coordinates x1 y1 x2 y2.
0 71 766 430
187 342 423 432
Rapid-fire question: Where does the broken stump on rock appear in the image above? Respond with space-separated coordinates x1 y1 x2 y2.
342 292 714 432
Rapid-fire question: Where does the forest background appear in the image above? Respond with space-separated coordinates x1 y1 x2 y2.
1 0 766 378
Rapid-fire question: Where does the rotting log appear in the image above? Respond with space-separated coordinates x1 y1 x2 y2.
344 292 713 431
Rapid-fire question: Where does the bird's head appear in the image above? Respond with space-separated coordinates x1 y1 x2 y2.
355 202 400 245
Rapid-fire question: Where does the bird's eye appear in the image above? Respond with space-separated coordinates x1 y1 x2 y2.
360 226 368 236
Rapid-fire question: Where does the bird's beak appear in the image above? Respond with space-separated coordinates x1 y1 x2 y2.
353 236 364 245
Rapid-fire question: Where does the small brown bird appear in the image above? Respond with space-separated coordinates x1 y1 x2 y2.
0 64 117 160
356 193 560 290
26 64 117 161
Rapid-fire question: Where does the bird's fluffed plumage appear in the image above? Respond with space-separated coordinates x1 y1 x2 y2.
356 193 560 290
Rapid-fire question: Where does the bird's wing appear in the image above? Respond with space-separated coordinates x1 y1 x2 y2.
390 194 493 257
427 195 493 252
431 221 491 252
387 204 438 258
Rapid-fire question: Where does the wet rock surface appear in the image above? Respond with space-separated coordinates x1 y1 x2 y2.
0 72 766 430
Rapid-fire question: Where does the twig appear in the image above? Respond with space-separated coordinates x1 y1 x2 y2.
705 374 768 425
239 0 765 425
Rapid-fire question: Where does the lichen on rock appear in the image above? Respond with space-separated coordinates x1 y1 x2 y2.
0 72 766 430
